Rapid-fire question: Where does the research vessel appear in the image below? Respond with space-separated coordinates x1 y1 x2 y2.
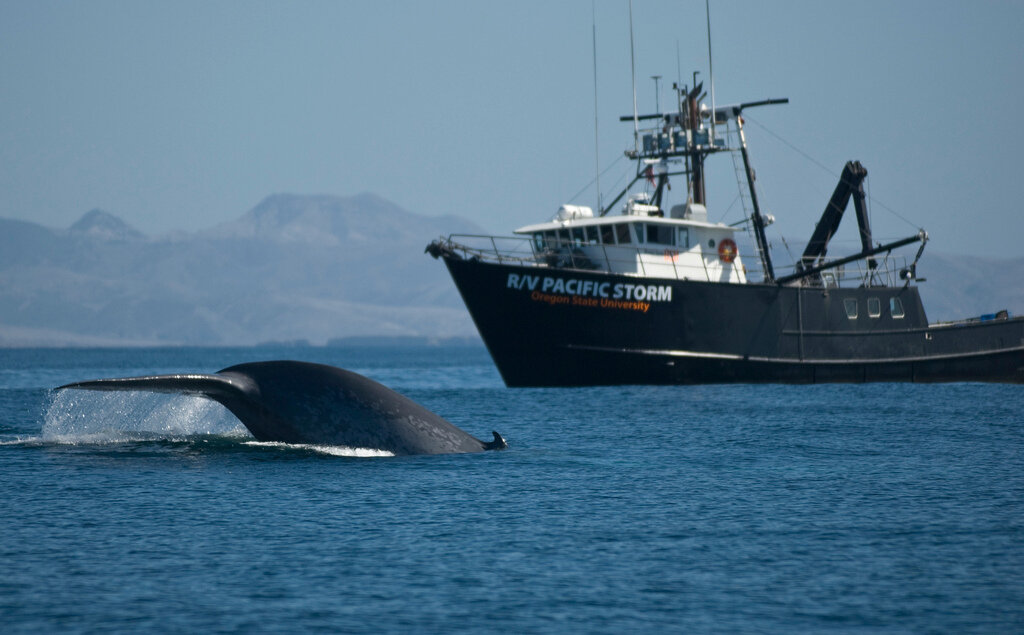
426 81 1024 387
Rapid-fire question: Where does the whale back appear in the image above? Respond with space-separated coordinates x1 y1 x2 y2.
218 361 487 454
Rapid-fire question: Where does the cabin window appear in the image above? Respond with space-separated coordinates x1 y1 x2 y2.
533 233 544 251
583 226 597 244
615 224 632 244
677 228 690 249
647 224 675 245
543 230 557 249
600 225 615 245
890 297 905 319
843 298 858 319
868 297 881 318
557 229 571 246
571 227 585 245
633 224 644 243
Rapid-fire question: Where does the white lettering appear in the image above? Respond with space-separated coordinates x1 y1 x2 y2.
508 275 671 303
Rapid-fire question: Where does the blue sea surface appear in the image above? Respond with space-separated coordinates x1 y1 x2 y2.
1 346 1022 633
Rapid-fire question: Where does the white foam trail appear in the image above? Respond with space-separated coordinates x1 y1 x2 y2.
243 441 395 458
43 389 248 443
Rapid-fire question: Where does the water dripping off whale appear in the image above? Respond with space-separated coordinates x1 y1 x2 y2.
56 360 507 456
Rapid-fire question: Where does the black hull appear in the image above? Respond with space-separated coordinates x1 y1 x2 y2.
440 256 1024 387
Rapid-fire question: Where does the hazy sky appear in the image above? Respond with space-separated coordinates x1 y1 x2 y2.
2 1 1023 258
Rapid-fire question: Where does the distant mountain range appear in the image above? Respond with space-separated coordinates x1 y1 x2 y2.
0 193 1021 346
0 193 482 346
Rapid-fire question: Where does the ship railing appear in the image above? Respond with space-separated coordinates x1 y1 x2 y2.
440 234 915 287
755 253 914 288
440 234 541 266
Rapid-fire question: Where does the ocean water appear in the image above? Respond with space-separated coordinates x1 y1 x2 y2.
1 346 1022 633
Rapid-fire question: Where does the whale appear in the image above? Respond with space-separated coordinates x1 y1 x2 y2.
56 360 506 456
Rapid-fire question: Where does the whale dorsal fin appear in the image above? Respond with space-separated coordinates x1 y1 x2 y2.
484 430 507 451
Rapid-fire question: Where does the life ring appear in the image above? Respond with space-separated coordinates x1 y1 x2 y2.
717 238 738 263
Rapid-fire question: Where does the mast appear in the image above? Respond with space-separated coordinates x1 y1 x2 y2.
686 83 706 205
734 111 774 281
705 0 716 146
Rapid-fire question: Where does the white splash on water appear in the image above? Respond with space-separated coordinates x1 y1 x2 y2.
43 389 248 443
39 390 395 457
0 436 44 446
243 441 395 458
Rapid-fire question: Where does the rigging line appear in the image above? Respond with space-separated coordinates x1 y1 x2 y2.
628 0 639 153
568 154 626 202
860 189 919 232
714 193 741 223
780 235 796 262
603 166 630 199
591 0 601 212
744 114 921 232
744 113 837 178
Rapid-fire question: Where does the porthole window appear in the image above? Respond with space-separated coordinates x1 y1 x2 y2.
708 238 716 248
868 297 881 318
844 298 858 319
890 297 905 319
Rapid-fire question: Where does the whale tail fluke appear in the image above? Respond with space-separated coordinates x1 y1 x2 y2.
484 430 508 451
57 374 248 400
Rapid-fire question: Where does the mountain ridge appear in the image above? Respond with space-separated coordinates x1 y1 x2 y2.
0 193 483 346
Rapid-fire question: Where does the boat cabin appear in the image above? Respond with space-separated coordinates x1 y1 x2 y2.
514 194 746 283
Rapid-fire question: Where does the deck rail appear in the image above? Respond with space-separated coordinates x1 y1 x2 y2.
435 234 913 288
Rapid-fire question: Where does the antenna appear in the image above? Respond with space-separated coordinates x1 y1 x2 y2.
592 0 602 212
705 0 716 140
628 0 639 153
651 75 662 113
675 40 682 91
